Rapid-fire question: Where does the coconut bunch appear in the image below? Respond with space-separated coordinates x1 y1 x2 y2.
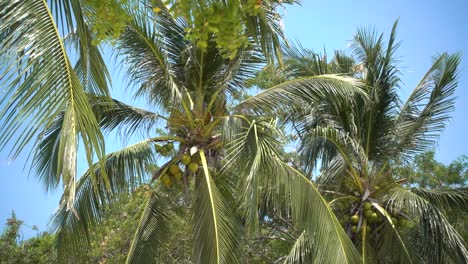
154 143 201 188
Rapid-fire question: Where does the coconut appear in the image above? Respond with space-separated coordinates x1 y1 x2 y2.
169 164 180 175
173 172 183 181
365 225 371 233
368 213 379 223
364 209 374 218
181 153 191 165
188 162 199 172
399 219 410 228
166 142 174 150
363 202 372 210
155 144 163 152
350 215 359 224
160 174 172 187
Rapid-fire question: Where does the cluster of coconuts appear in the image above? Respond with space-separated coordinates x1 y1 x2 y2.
350 202 383 234
388 208 414 228
159 152 201 188
155 142 175 156
349 202 413 234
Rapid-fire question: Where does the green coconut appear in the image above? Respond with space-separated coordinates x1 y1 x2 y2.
188 162 199 172
181 153 191 165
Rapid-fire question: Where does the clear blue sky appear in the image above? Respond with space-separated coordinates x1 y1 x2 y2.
1 0 467 239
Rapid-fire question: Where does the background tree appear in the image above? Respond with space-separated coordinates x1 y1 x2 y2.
0 212 56 264
242 20 468 263
395 151 468 189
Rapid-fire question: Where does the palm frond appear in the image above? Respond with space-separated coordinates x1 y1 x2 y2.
393 53 461 160
301 126 368 187
192 150 241 264
352 20 401 160
221 115 361 263
384 187 468 263
115 5 184 108
371 202 416 263
411 187 468 216
57 0 111 96
90 96 165 136
284 165 362 264
283 42 329 76
244 0 295 63
50 139 155 262
373 219 417 263
0 0 106 209
237 75 365 115
221 116 286 234
31 96 162 192
125 193 170 264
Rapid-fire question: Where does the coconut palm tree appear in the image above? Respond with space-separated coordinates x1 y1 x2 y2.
242 20 468 263
1 1 363 263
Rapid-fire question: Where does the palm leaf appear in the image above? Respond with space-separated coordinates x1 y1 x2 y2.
221 115 361 263
125 193 171 264
0 0 106 209
371 202 416 263
283 165 362 264
31 96 162 192
115 4 184 108
393 53 461 160
56 0 111 96
90 96 165 136
412 187 468 215
192 150 241 264
237 75 366 115
384 187 468 263
50 139 155 262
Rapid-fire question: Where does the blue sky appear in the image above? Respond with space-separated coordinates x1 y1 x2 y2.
1 0 467 239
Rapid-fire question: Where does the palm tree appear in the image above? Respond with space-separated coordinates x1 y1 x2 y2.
242 20 468 263
1 1 363 263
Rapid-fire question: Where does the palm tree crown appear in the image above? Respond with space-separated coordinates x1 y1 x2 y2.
1 1 365 263
243 20 467 263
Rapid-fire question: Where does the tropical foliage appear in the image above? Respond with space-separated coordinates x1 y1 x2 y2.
1 0 362 263
245 20 468 263
1 0 467 263
395 151 468 189
0 212 56 264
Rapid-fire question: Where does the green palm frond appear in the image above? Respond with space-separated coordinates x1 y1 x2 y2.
284 165 362 264
0 0 106 210
316 156 346 187
57 1 111 96
237 75 365 115
126 193 171 264
385 187 468 263
411 187 468 216
372 219 417 263
282 42 336 76
71 31 111 95
393 53 461 160
115 6 184 107
192 150 241 264
352 20 401 160
50 139 155 262
221 116 285 234
331 50 356 74
371 203 416 263
90 96 165 136
31 96 162 191
302 126 368 188
221 115 361 263
244 0 294 63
